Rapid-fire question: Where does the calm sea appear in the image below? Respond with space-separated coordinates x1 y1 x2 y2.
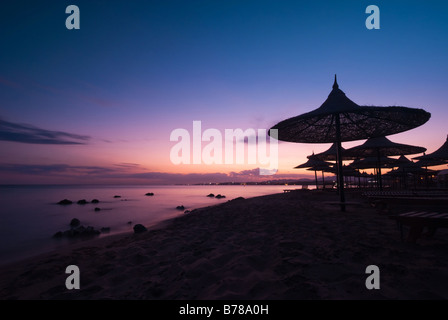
0 184 297 265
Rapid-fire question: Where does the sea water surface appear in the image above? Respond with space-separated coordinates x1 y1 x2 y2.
0 184 295 265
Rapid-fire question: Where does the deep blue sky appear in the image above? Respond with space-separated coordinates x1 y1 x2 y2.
1 1 447 183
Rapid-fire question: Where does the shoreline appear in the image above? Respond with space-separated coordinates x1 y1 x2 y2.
0 184 289 267
1 190 447 299
0 205 185 269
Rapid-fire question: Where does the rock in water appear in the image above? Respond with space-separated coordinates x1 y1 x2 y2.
215 194 226 199
70 218 81 227
206 193 215 197
176 205 185 210
91 199 100 203
145 192 154 196
113 195 121 198
58 199 73 205
133 224 147 233
77 199 88 205
94 207 101 212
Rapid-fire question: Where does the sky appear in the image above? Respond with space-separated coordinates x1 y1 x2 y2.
0 0 447 184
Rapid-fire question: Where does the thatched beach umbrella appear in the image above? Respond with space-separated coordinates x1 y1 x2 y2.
294 154 332 189
414 135 448 163
387 155 434 188
345 136 426 158
344 136 426 190
310 143 357 161
413 136 448 187
310 143 357 191
414 157 448 168
269 75 430 210
349 156 400 170
414 156 447 187
324 164 359 182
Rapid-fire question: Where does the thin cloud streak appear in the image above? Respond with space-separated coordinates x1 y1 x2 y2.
0 163 313 184
0 164 116 176
0 76 21 89
0 118 90 145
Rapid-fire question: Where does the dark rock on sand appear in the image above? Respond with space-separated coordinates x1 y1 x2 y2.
176 205 185 210
75 226 100 237
53 224 101 238
133 224 147 233
53 231 63 238
70 218 81 227
77 199 88 205
184 210 191 214
207 193 215 197
145 192 154 196
91 199 100 203
57 199 73 205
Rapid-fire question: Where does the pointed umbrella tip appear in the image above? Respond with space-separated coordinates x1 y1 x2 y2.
333 74 339 89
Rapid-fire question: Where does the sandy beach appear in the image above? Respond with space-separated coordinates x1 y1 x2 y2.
0 190 447 300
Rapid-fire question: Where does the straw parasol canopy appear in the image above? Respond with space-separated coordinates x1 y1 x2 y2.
344 136 426 158
270 77 430 144
294 154 332 189
309 143 357 161
324 164 359 176
269 75 430 210
393 155 425 172
349 156 401 170
414 135 448 162
294 155 332 170
414 157 447 167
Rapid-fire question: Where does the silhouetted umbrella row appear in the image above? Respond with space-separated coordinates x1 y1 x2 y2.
270 75 430 211
294 154 331 189
344 136 426 190
296 145 445 190
384 155 439 188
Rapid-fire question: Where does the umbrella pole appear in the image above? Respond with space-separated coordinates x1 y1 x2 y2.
335 114 346 211
402 167 406 189
322 171 325 189
358 171 361 188
314 170 318 190
376 149 383 191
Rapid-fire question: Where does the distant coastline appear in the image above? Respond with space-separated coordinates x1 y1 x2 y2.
0 178 327 187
